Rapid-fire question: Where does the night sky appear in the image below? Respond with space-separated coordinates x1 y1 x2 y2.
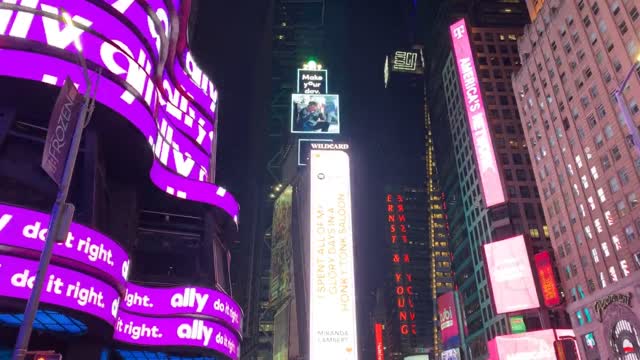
190 0 439 353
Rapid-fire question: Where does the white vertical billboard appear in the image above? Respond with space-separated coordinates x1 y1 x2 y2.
309 148 358 360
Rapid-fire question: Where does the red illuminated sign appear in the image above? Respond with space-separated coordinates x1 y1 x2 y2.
386 193 417 338
534 251 561 308
375 323 384 360
449 19 506 208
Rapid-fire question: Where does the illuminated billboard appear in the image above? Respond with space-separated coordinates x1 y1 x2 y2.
270 186 293 303
0 204 243 357
449 19 506 207
438 292 460 348
534 251 561 308
309 149 358 359
0 0 239 220
483 235 540 314
487 329 577 360
291 94 340 134
441 348 461 360
391 50 424 74
375 323 384 360
297 69 328 94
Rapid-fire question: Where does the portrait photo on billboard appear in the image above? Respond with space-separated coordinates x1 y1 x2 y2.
291 94 340 134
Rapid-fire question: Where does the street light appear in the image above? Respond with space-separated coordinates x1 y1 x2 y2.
12 10 96 360
613 54 640 156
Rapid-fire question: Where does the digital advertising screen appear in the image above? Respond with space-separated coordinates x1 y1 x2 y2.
291 94 340 134
0 0 239 220
483 235 540 314
441 348 461 360
297 69 328 94
449 19 506 207
270 186 293 304
534 251 561 308
487 329 577 360
309 148 358 359
438 292 460 348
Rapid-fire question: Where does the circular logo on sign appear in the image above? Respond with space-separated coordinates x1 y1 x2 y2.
317 173 325 180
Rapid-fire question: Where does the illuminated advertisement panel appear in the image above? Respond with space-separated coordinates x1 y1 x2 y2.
113 311 240 360
309 149 358 359
449 19 506 207
375 323 384 360
487 329 577 360
0 1 239 220
297 69 328 94
291 94 340 134
121 283 243 333
441 348 461 360
483 235 540 314
0 254 120 326
386 193 417 338
438 292 460 349
270 186 293 303
0 204 129 289
534 251 561 308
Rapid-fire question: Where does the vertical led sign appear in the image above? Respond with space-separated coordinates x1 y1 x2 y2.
309 149 358 360
534 251 561 308
375 323 384 360
449 19 506 207
386 194 417 338
483 235 540 314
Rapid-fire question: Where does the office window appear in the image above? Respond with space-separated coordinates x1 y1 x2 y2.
597 188 607 202
609 177 621 193
629 193 638 208
601 155 611 170
592 248 600 263
584 308 593 323
617 200 628 217
601 242 611 257
626 225 636 241
619 168 630 185
591 166 599 180
611 146 622 161
621 260 630 277
609 266 619 282
612 235 622 250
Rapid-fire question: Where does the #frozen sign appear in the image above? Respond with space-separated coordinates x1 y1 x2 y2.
450 19 506 208
309 149 358 360
0 0 239 220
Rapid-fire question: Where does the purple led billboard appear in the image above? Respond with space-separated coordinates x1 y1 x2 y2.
0 1 238 220
0 204 129 288
122 283 243 333
114 311 240 359
0 254 120 326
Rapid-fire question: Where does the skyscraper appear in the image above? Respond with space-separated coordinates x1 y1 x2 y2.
428 0 571 358
513 0 640 358
243 1 327 358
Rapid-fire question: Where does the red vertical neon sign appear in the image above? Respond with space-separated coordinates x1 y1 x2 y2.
534 251 561 307
386 193 417 338
375 323 384 360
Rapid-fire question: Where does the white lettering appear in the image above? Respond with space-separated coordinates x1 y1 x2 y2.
40 4 92 49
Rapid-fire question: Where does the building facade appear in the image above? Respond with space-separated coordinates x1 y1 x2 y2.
439 16 571 359
513 0 640 358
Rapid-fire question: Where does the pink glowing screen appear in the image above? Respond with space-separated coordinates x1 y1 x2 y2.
449 19 506 207
487 329 578 360
484 235 540 314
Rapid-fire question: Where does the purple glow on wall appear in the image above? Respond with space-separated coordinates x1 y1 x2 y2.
122 283 242 332
0 204 129 288
0 1 238 219
114 311 240 359
0 254 120 326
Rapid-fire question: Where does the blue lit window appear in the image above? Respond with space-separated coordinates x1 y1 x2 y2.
577 285 586 299
584 308 593 323
571 288 577 301
576 310 585 326
0 310 86 335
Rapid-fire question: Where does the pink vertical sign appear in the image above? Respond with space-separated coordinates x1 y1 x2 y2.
449 19 506 207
